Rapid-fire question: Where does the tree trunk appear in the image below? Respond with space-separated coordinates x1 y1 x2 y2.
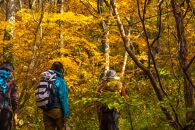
121 51 128 77
57 0 64 56
4 0 15 40
171 0 195 123
97 0 110 74
3 0 15 61
121 26 132 78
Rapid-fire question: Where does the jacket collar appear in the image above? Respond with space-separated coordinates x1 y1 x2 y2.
52 70 63 78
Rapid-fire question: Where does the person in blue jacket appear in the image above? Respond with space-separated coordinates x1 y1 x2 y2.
0 62 18 130
43 62 69 130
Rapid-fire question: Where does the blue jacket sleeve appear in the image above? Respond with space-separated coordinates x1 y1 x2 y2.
55 78 69 118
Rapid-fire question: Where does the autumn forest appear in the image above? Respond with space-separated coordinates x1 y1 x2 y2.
0 0 195 130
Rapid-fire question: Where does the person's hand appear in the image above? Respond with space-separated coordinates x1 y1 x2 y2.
63 118 68 126
117 82 123 93
14 113 19 125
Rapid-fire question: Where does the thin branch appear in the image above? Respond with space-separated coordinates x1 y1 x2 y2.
137 0 167 97
137 0 152 68
32 3 44 48
103 10 173 28
18 0 22 10
183 0 190 18
185 56 195 71
85 0 98 13
31 0 37 9
151 0 163 47
80 0 98 18
183 69 195 89
104 0 110 7
184 14 194 29
189 1 195 15
131 10 172 26
97 0 103 14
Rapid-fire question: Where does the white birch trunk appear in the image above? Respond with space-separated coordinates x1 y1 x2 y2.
97 0 110 74
104 23 110 73
4 0 15 40
121 25 132 77
57 0 64 55
3 0 15 61
121 51 128 77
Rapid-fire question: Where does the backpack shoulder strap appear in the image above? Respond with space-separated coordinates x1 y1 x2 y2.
4 80 13 98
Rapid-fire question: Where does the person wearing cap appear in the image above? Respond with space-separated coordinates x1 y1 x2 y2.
0 62 18 130
97 70 126 130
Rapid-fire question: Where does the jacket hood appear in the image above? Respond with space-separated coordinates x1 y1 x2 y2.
52 70 64 78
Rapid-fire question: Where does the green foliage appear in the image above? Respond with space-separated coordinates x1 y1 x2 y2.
98 91 126 111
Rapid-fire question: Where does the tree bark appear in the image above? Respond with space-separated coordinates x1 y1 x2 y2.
4 0 15 40
121 51 128 77
57 0 65 56
171 0 195 123
3 0 15 61
97 0 110 73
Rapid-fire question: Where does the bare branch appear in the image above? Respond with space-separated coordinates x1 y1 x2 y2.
185 56 195 71
85 0 98 13
137 0 168 97
18 0 22 9
31 0 37 9
151 0 163 48
183 1 190 18
80 0 98 18
183 70 195 89
104 0 109 7
189 1 195 15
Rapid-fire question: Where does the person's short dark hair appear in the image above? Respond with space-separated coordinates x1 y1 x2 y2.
51 61 64 73
0 62 14 72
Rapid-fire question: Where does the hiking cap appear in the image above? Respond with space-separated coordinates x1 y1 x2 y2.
102 70 120 80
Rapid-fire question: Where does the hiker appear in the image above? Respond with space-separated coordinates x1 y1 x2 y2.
40 62 69 130
0 62 18 130
97 70 126 130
